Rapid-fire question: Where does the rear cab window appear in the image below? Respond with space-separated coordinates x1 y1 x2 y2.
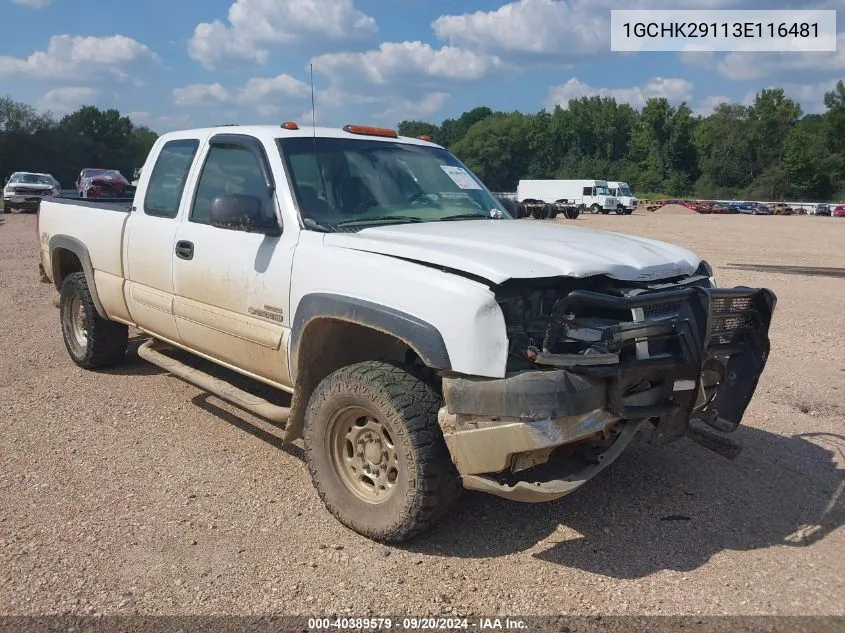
143 139 200 218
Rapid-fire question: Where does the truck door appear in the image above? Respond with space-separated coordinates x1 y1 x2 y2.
171 134 296 388
124 137 202 343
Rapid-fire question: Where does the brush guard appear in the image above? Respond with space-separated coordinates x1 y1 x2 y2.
535 285 776 444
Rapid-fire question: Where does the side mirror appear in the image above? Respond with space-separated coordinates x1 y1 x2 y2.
209 193 280 235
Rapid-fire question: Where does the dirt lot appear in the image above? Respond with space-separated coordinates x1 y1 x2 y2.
0 212 843 617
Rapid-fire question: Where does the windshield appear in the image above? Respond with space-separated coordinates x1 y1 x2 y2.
595 185 610 196
277 137 510 229
10 173 52 185
618 186 633 196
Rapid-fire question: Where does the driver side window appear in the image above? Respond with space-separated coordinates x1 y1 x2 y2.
190 143 276 227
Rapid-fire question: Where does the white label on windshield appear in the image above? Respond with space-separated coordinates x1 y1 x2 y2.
440 166 481 190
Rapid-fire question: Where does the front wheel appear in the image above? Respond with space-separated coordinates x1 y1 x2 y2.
60 272 128 369
590 204 601 214
304 361 460 542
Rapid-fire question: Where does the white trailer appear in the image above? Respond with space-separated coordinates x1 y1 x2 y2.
607 181 637 215
517 179 618 213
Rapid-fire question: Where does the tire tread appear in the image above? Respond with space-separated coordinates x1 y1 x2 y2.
304 360 461 542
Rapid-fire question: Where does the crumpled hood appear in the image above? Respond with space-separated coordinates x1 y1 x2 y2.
324 219 700 284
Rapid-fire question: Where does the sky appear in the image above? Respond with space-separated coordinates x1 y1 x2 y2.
1 0 843 133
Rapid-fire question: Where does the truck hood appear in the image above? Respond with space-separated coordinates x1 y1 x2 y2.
323 219 700 284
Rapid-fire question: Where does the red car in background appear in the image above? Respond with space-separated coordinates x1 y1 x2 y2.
76 168 134 199
833 205 845 217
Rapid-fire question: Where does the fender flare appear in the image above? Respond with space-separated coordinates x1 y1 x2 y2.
289 293 451 382
48 235 107 319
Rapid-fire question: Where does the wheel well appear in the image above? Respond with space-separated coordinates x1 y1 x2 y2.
52 248 83 290
285 319 433 442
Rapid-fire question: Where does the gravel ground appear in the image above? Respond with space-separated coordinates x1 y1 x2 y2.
0 212 843 617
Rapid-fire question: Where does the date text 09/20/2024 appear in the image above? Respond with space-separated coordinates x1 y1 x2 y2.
307 617 528 630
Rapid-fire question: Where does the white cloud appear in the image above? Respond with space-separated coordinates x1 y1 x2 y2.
434 0 834 66
0 34 158 80
172 73 310 107
545 77 694 110
11 0 53 7
311 41 510 88
716 34 845 79
432 0 608 59
153 115 196 133
692 95 731 116
188 0 377 70
680 33 845 81
378 93 450 125
37 87 97 113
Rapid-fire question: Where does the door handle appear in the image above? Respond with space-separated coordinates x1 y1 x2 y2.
175 240 194 260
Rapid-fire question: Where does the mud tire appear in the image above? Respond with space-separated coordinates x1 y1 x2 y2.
304 361 461 542
60 272 128 369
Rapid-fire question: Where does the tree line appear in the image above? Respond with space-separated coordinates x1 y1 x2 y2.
4 82 844 201
399 81 845 202
0 97 157 189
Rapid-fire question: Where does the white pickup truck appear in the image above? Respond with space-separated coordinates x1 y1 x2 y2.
37 123 777 542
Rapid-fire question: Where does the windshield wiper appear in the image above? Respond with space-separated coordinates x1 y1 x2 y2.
303 218 333 233
335 215 426 226
438 213 493 221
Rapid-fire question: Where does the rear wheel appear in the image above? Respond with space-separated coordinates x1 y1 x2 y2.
304 361 460 542
545 203 558 219
531 204 548 220
60 272 128 369
615 205 625 215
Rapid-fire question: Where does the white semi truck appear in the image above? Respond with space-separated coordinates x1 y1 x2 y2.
517 179 618 214
608 181 638 215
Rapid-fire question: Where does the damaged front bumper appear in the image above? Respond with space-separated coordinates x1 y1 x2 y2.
438 285 776 502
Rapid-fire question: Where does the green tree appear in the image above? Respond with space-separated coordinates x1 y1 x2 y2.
450 113 529 191
694 104 754 197
783 116 839 200
397 120 440 141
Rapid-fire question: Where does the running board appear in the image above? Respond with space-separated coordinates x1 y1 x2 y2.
137 339 291 426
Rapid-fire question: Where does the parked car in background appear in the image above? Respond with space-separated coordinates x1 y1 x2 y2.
833 205 845 217
76 168 135 199
2 171 61 213
815 204 831 216
738 203 772 215
772 203 795 215
682 200 703 213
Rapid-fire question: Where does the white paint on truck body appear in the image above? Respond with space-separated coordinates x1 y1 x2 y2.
39 124 702 385
517 179 619 211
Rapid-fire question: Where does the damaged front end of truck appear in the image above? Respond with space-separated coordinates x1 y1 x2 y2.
437 264 776 502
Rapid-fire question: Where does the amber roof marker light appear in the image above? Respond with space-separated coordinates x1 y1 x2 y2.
281 121 300 130
343 125 398 138
418 134 433 142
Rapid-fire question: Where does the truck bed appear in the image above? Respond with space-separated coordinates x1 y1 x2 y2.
38 198 132 305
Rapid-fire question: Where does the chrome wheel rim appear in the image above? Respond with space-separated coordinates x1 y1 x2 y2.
68 294 88 350
329 407 399 504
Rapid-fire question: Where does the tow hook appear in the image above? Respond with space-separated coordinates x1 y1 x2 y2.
686 422 743 460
